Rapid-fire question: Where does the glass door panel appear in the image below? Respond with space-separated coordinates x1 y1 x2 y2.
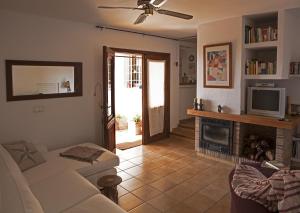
147 59 166 137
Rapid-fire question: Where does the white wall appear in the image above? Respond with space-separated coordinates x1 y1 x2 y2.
0 10 180 150
197 17 243 114
179 85 196 120
179 41 196 120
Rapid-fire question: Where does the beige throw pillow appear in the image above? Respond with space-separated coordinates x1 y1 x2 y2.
2 141 46 172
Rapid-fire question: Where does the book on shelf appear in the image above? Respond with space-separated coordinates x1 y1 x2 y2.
245 59 276 75
245 25 278 44
290 62 300 75
292 137 300 161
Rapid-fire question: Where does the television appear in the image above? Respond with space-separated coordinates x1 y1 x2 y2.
247 87 286 118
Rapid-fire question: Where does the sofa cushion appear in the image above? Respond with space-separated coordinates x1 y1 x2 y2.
63 194 127 213
24 143 119 185
30 170 99 213
3 141 46 172
0 145 44 213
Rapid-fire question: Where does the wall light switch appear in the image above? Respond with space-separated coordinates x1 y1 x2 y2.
33 106 45 113
33 106 39 113
39 106 45 112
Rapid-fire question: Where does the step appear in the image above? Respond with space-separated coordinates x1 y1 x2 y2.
178 122 195 130
172 127 195 140
179 118 195 129
170 134 195 144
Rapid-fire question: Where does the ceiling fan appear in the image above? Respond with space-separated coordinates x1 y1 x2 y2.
98 0 193 25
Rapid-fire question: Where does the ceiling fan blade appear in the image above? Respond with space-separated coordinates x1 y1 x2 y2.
98 6 143 10
157 9 193 20
134 13 148 25
150 0 168 7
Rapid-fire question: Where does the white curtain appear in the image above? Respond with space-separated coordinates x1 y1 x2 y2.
147 60 165 136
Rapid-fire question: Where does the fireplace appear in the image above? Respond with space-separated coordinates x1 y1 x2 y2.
200 118 234 154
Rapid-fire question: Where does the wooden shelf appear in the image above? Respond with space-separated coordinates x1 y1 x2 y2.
244 74 277 79
289 74 300 78
291 158 300 163
187 109 300 129
244 41 278 49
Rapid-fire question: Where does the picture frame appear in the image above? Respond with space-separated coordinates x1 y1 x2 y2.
203 42 232 88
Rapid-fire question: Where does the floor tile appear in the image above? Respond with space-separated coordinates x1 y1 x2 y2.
118 171 133 181
165 202 201 213
124 166 145 176
139 162 161 170
205 194 230 213
118 161 137 170
183 193 215 213
117 185 129 197
147 194 177 212
129 203 161 213
149 177 177 192
165 182 198 202
199 184 228 202
129 157 148 165
151 166 176 177
119 193 144 211
132 185 161 201
135 172 161 184
120 177 145 191
164 171 193 184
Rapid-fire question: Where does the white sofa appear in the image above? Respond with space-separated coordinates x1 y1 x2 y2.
0 142 127 213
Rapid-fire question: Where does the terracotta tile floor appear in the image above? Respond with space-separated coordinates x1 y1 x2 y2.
116 136 234 213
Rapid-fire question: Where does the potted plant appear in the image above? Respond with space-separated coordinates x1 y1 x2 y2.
133 114 142 135
115 114 128 130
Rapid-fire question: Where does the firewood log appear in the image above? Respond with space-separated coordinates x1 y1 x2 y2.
265 150 275 161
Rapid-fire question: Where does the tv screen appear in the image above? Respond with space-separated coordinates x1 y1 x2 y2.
252 90 280 111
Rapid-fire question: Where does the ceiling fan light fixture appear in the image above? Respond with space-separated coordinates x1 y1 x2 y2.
144 7 154 15
98 0 193 25
150 0 168 7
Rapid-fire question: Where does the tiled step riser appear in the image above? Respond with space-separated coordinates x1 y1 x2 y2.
172 128 195 140
178 123 195 129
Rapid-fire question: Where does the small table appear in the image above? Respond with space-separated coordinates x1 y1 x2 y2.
97 175 122 204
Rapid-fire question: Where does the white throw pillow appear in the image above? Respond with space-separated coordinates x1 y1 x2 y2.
2 141 46 172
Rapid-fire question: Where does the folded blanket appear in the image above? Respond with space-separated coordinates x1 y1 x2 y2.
232 164 300 213
60 146 105 163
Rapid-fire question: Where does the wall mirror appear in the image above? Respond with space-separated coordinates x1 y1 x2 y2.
6 60 82 101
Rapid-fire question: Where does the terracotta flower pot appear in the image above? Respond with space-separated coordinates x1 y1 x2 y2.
135 122 142 135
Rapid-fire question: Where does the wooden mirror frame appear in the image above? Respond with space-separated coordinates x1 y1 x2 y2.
6 60 83 101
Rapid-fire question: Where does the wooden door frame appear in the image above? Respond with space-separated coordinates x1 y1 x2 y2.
110 47 171 145
143 53 170 144
103 46 116 152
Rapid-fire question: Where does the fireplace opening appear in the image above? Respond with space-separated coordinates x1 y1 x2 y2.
200 118 233 154
240 124 276 162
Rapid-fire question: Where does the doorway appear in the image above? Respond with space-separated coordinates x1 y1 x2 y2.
102 47 170 152
115 52 143 150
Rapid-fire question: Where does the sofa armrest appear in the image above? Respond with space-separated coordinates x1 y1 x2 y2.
229 163 277 213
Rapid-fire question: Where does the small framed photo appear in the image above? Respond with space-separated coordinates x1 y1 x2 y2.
203 42 232 88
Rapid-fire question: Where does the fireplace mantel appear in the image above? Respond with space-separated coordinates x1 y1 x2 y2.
187 109 300 129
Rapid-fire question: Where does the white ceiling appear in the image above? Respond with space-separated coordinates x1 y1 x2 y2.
1 0 300 39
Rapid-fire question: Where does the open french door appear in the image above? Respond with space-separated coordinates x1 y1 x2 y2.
102 46 116 152
143 53 170 144
102 46 170 148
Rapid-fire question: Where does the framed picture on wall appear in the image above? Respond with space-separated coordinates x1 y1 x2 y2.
203 42 232 88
